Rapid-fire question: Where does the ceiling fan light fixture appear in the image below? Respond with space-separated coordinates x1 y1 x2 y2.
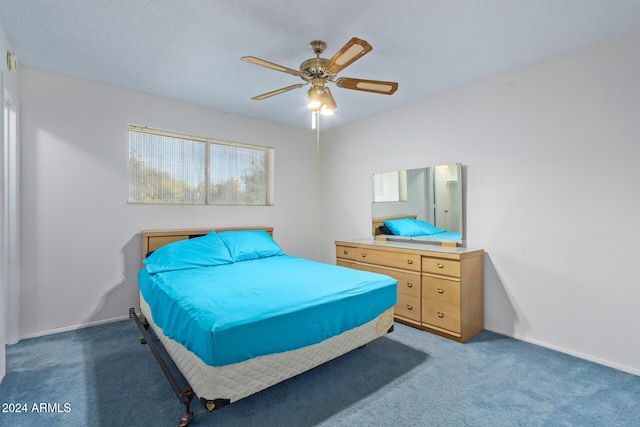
320 89 337 115
308 78 325 108
320 105 334 116
307 87 322 108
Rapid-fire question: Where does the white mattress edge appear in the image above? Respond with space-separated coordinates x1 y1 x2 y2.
139 292 393 404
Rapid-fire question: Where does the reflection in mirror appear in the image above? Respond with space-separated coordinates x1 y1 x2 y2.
371 163 463 244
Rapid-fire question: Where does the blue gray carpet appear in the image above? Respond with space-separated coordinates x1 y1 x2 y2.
1 319 639 426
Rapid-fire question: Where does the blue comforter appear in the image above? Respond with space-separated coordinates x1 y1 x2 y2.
139 255 397 366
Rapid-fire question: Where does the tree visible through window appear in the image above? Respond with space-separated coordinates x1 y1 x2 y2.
128 125 274 205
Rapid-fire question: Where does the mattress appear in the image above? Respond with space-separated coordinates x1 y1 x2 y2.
140 292 394 403
139 255 397 366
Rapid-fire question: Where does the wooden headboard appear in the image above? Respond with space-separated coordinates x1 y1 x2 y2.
372 215 417 236
141 226 274 259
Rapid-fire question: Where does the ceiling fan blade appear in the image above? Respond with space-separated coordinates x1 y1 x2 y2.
251 83 307 100
335 77 398 95
241 56 302 77
324 37 373 74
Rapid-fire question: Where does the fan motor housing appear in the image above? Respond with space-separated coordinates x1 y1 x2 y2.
299 58 334 81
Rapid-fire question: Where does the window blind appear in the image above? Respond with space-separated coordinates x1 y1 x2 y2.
128 125 274 205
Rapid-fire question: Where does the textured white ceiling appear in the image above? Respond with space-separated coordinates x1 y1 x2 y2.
1 0 640 129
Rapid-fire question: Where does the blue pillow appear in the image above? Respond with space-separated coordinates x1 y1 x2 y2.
384 217 444 236
383 218 424 236
218 230 284 261
412 218 444 235
144 231 234 274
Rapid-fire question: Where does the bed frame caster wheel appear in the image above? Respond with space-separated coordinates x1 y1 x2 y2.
178 411 193 427
139 336 146 344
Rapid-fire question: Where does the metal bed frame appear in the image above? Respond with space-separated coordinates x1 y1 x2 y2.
130 308 229 426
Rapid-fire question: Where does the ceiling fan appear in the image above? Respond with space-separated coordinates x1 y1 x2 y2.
241 37 399 117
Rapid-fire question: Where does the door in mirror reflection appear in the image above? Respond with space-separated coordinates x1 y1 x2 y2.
433 164 461 233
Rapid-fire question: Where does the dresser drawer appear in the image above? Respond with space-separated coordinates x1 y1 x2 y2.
335 245 357 261
358 248 421 272
421 301 461 333
358 264 420 298
336 259 357 268
335 240 484 342
422 257 460 277
422 276 460 305
397 272 421 298
396 294 420 322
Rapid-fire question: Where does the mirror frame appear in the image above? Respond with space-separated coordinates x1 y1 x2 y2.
371 163 463 245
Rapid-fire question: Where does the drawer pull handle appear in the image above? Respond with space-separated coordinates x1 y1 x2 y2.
437 311 444 318
406 282 413 288
436 263 444 268
437 288 444 294
361 253 367 258
406 304 413 311
407 259 414 265
343 250 348 255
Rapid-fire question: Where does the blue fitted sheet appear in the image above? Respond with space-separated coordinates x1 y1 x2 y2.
425 231 462 241
385 231 461 241
139 255 397 366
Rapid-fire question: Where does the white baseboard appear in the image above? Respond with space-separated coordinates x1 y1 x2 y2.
18 315 131 341
484 326 640 377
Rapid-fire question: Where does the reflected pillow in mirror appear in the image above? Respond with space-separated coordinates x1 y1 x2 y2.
218 230 284 261
383 218 424 236
144 231 234 274
412 218 444 235
384 217 444 236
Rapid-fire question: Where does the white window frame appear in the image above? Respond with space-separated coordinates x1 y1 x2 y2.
128 125 274 206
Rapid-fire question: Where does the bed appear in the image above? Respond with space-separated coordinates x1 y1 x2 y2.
130 227 397 426
373 215 462 244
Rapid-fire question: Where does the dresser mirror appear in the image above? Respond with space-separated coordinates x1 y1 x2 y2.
371 163 463 244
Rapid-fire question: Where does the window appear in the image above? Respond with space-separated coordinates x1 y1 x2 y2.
128 125 274 205
372 170 407 202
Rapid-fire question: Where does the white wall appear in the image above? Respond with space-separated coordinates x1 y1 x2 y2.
19 67 323 338
0 19 20 383
321 30 640 374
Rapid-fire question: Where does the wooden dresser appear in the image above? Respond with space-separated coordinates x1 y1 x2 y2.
335 239 484 342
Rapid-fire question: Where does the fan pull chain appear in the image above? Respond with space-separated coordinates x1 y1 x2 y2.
311 109 320 151
316 117 320 152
